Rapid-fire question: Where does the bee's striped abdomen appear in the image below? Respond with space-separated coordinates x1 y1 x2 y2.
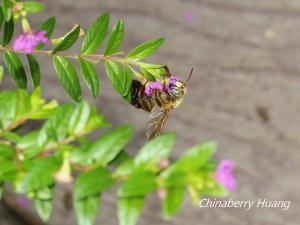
131 80 155 112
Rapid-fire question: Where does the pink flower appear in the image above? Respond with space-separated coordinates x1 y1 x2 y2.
145 81 163 96
13 31 48 53
184 11 193 23
216 160 236 192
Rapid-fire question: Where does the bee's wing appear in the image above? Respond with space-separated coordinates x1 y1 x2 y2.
147 109 171 139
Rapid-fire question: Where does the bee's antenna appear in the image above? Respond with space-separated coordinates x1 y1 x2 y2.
186 68 193 83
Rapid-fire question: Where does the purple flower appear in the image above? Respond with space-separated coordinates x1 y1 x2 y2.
13 31 48 53
145 81 163 96
184 11 193 23
216 160 236 192
165 76 179 93
17 196 30 209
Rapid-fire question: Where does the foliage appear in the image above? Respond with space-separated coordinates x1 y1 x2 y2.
0 89 227 225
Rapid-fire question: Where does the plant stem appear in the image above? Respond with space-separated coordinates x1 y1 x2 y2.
0 45 139 65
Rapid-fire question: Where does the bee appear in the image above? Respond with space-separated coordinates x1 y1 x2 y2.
130 66 193 139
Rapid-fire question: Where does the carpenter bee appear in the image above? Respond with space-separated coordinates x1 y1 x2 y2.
130 66 193 139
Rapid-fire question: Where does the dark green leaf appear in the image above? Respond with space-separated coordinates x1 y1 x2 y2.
118 171 157 198
163 188 184 219
69 101 90 134
23 1 45 14
53 56 82 102
27 54 40 88
79 58 100 98
104 19 124 56
0 7 4 30
36 16 56 49
118 197 144 225
74 167 115 199
134 133 176 169
74 195 100 225
2 17 14 46
2 0 12 21
105 61 132 98
126 37 164 61
0 181 3 199
53 25 80 53
81 13 110 55
3 51 27 89
86 125 133 165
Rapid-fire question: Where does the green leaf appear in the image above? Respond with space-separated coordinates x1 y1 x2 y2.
74 195 100 225
2 0 12 21
3 51 27 89
81 13 110 55
74 167 115 199
53 25 81 53
17 131 41 159
0 181 3 199
23 1 45 14
79 58 100 98
127 37 164 61
104 19 124 56
34 187 54 221
175 142 217 172
115 159 135 177
105 61 132 98
0 65 3 85
118 171 157 198
35 199 53 221
38 104 73 147
69 101 90 134
134 133 176 169
86 125 133 165
163 188 184 219
36 16 56 49
27 54 40 88
17 157 61 193
0 144 15 159
118 197 144 225
53 56 82 102
2 16 14 46
0 7 4 30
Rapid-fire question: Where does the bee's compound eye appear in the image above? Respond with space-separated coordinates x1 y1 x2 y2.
172 88 183 97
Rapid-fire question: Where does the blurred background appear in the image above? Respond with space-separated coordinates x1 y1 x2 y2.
1 0 300 224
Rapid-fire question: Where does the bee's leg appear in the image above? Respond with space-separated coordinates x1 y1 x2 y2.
159 66 171 78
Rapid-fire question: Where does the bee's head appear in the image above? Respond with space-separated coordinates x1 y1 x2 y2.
166 77 186 99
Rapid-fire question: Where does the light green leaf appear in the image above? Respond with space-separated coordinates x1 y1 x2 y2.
35 199 53 221
175 142 217 172
0 7 4 30
118 171 157 198
3 51 27 89
81 13 110 55
17 157 61 193
105 61 132 98
23 1 45 14
86 125 133 165
74 167 115 199
79 58 100 98
115 159 134 177
74 195 100 225
27 54 40 88
0 66 3 85
163 188 184 219
2 16 14 46
69 101 90 134
134 133 176 169
0 144 15 159
53 56 82 102
17 131 41 159
36 16 56 49
53 25 81 53
2 0 12 21
118 197 144 225
104 19 124 56
127 37 164 61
